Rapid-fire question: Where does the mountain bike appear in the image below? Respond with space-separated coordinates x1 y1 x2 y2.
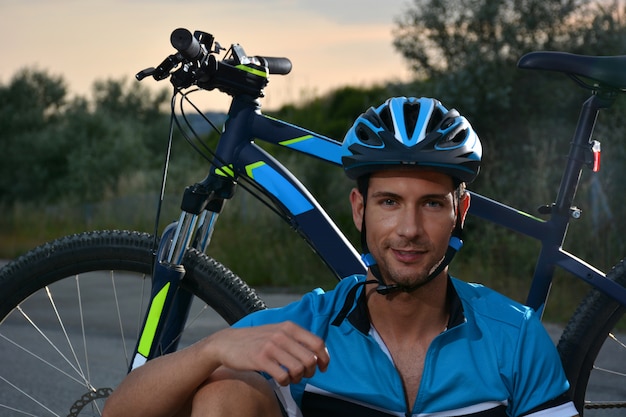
0 27 624 416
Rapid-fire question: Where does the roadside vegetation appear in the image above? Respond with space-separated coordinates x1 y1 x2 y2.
1 0 625 323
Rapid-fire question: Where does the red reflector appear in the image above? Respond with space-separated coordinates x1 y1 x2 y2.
592 141 601 172
593 151 601 172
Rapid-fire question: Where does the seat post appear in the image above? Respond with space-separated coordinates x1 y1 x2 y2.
554 92 615 218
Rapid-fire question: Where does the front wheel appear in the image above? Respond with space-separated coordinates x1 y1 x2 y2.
558 258 626 416
0 230 265 417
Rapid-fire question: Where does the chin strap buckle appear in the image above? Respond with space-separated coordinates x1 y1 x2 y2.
360 253 377 267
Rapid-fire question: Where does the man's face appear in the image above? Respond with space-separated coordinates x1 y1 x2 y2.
350 169 467 288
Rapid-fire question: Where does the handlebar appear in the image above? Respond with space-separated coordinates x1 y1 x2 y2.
170 28 204 60
137 28 292 98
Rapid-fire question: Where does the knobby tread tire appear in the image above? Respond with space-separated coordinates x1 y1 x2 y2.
0 229 266 325
557 258 626 414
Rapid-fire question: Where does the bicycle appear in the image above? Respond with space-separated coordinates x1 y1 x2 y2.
0 27 624 416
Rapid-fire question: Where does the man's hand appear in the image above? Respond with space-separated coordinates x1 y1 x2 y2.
205 321 330 386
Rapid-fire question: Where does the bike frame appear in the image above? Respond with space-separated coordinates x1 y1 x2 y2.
470 91 626 312
129 79 626 372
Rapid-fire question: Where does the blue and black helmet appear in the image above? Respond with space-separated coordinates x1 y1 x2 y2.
341 97 482 184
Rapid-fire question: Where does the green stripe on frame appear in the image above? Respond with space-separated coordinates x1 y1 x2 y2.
137 283 171 357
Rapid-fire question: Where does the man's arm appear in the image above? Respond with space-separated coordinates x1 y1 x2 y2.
102 321 330 417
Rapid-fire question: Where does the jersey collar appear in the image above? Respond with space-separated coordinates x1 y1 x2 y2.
345 276 466 335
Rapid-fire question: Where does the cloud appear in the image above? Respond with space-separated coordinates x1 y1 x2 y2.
0 0 413 111
294 0 411 24
98 0 410 25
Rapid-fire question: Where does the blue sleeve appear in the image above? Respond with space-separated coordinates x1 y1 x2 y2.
508 310 571 416
231 287 326 330
232 276 363 331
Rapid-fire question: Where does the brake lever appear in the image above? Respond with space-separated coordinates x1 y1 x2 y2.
136 67 156 81
136 54 182 82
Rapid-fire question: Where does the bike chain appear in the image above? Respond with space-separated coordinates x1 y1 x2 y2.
585 401 626 409
67 387 113 417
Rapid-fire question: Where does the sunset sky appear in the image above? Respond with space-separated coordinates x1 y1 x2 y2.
1 0 413 111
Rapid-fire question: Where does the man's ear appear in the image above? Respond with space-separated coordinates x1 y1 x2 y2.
350 188 365 232
459 192 471 227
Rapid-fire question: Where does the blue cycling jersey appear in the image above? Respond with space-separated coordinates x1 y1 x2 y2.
233 275 578 417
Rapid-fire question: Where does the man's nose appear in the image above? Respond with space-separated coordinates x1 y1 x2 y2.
396 207 424 238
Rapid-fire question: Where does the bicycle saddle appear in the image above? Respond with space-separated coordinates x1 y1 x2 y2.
518 51 626 91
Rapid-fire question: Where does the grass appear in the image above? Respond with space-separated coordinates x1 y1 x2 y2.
0 196 175 258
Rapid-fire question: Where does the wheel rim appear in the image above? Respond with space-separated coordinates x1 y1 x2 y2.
581 320 626 416
0 270 228 416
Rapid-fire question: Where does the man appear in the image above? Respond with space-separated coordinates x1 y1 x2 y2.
103 97 579 417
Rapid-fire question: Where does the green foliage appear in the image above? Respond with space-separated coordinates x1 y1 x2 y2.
0 69 68 202
0 72 170 204
274 85 392 139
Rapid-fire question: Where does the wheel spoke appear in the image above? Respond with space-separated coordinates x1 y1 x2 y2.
75 276 92 386
14 306 92 388
111 271 131 369
0 375 60 416
592 365 626 378
46 285 94 390
609 332 626 349
0 230 259 416
161 301 210 353
0 329 86 387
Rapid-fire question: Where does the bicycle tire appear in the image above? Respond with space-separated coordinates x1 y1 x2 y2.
0 229 266 417
557 258 626 416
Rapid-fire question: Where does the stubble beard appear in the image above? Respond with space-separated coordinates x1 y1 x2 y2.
376 239 445 289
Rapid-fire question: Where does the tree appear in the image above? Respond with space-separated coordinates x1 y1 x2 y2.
392 0 597 121
0 68 67 129
393 0 588 75
58 79 171 202
0 69 69 202
391 0 626 198
392 0 626 276
0 71 171 204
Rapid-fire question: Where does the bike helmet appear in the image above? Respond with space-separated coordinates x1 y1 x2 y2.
341 96 482 184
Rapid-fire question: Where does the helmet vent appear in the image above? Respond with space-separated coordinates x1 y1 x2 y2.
451 129 467 143
356 126 383 146
379 106 394 134
403 103 420 139
438 128 467 148
426 107 445 134
441 117 455 130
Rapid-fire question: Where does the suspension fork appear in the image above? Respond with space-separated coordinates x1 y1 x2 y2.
129 174 236 372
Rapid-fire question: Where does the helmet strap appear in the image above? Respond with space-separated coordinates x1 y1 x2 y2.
371 226 463 295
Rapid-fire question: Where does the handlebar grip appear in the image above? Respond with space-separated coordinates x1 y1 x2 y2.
259 56 292 75
169 28 292 76
170 28 203 60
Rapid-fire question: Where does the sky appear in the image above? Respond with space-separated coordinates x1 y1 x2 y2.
1 0 413 111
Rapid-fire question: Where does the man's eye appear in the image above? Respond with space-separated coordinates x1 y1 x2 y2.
382 199 396 206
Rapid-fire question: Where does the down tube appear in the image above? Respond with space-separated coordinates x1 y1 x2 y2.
236 143 366 280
